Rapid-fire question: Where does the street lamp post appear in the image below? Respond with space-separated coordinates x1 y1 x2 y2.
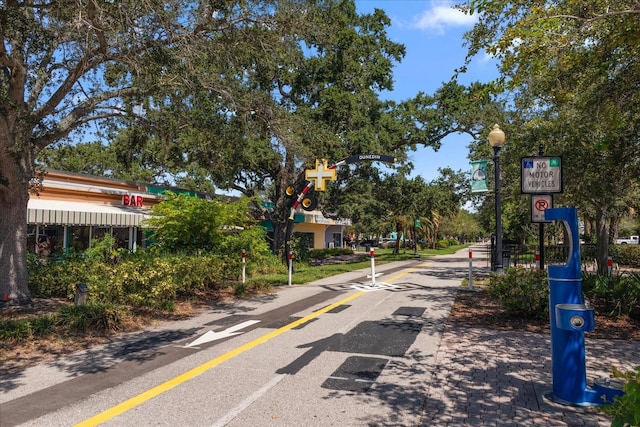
489 124 506 273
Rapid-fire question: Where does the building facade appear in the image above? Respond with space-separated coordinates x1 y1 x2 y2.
28 170 349 257
27 170 167 256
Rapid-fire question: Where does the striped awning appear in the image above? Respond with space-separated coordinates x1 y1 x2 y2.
27 199 150 227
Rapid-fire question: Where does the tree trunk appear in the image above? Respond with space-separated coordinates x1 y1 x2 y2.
609 215 620 244
0 135 33 305
595 209 610 275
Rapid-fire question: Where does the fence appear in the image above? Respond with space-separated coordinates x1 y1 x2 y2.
489 242 598 271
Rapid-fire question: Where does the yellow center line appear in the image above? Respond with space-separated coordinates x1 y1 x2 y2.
75 262 429 426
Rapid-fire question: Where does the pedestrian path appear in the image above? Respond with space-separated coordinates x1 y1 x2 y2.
420 244 639 426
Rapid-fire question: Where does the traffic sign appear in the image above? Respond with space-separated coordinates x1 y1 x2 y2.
521 156 562 194
531 194 553 223
305 159 336 191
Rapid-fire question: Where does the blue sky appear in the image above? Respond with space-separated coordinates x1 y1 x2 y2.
355 0 499 181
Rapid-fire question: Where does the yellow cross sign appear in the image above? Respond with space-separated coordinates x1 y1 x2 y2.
305 159 336 191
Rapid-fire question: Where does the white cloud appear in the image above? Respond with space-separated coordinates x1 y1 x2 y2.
412 5 477 34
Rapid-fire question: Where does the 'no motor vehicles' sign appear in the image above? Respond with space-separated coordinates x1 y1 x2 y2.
521 156 562 194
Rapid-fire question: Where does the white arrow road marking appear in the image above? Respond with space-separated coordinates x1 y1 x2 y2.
183 320 261 348
366 272 384 278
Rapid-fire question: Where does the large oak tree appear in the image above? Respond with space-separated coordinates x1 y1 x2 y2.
0 0 407 303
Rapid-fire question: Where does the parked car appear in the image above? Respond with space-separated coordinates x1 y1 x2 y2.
380 239 397 249
615 235 639 244
358 239 378 248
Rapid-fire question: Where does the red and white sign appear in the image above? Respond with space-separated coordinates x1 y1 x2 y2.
531 194 552 223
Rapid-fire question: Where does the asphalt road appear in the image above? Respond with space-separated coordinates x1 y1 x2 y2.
1 246 486 426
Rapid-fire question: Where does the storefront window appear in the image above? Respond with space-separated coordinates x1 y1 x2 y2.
92 227 110 242
27 225 64 257
112 228 130 250
69 226 90 253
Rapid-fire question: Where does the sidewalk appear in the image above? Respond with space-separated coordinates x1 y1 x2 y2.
421 244 639 427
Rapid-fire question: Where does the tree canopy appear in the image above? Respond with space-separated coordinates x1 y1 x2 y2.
3 0 503 304
462 0 640 272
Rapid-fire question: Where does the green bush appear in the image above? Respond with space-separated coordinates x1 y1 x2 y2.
0 318 33 341
583 272 640 320
31 258 91 299
487 267 549 320
0 314 55 341
610 245 640 268
598 366 640 427
437 240 450 249
30 314 57 336
57 304 127 332
84 234 129 264
27 248 282 310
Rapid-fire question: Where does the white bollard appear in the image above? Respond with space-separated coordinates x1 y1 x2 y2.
288 252 293 286
370 248 376 286
468 249 473 289
535 250 540 270
242 249 246 284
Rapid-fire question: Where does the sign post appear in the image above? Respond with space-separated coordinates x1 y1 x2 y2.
522 154 562 272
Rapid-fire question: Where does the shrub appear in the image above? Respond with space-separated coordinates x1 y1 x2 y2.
437 240 450 249
28 258 88 299
582 272 640 320
57 304 128 332
0 318 33 341
598 366 640 427
487 267 549 320
84 234 129 264
30 315 57 336
610 245 640 268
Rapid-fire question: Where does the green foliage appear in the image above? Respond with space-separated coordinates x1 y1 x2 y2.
1 313 64 341
610 245 640 268
84 234 128 264
30 315 57 336
598 366 640 427
0 318 35 341
145 193 230 253
56 304 127 332
437 240 451 249
28 258 89 299
290 232 313 262
37 141 156 183
27 246 282 310
144 194 268 258
488 267 549 320
582 272 640 320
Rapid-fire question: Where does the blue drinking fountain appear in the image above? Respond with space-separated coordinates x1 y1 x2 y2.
544 207 624 406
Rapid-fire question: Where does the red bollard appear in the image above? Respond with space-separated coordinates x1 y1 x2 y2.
468 249 473 289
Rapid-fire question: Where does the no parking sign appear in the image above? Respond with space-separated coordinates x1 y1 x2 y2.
531 194 553 223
